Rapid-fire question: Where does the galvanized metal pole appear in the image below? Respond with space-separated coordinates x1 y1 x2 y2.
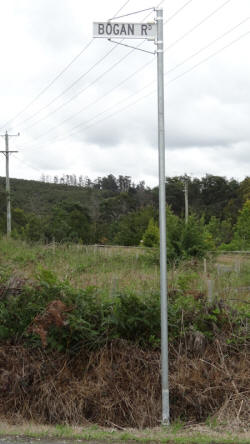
5 131 11 237
156 8 169 425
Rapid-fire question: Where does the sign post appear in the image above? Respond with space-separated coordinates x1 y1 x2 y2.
156 8 169 426
93 9 169 425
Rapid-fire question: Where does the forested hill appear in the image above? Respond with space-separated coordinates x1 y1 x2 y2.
0 174 249 251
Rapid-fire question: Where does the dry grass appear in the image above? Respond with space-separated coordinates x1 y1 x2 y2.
0 340 249 429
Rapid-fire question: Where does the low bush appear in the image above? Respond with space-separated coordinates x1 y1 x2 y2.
0 268 248 354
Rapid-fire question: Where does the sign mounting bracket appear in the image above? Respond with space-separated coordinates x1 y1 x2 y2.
108 38 156 55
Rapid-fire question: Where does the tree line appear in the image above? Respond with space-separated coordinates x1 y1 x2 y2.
0 174 249 258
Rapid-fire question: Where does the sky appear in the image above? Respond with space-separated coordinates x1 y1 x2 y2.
0 0 249 187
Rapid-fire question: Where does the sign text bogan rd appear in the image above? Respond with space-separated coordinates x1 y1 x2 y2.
93 22 156 39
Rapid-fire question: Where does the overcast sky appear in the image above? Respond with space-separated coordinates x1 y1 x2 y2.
0 0 249 187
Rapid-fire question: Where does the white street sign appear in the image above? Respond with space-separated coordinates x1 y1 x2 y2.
93 22 156 39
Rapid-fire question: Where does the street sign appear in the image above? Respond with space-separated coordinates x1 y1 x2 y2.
93 9 169 425
93 22 156 39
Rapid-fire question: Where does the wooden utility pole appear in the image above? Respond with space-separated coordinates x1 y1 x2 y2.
184 179 188 224
0 131 19 236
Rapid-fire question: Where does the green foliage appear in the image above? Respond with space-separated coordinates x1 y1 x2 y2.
220 199 250 251
239 176 250 202
0 174 244 254
113 206 154 246
142 218 159 247
233 199 250 249
166 206 182 261
180 215 207 258
25 214 45 242
0 264 247 353
44 202 93 243
205 216 233 248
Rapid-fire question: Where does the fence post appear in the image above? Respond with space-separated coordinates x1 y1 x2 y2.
203 258 207 274
207 279 214 304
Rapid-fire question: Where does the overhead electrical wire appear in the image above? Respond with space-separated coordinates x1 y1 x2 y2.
28 12 247 146
19 0 238 154
59 31 250 141
29 24 250 152
79 30 250 135
2 0 229 139
21 0 230 137
166 0 232 48
165 0 193 23
109 7 156 21
13 14 152 130
42 29 246 160
18 0 200 136
0 39 93 131
18 44 119 129
52 29 250 143
109 0 131 21
12 154 44 175
0 0 132 131
16 1 166 132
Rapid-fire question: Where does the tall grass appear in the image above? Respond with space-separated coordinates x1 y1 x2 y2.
1 238 249 305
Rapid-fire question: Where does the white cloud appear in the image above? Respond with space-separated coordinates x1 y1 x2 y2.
0 0 249 186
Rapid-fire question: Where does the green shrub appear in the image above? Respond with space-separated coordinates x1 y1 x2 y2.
0 267 248 352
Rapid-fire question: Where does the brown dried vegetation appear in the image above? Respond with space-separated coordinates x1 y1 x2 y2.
26 300 71 348
0 339 249 428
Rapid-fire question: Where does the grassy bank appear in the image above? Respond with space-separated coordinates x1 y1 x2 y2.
0 238 249 428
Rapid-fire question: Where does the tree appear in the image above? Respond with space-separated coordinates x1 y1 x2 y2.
142 218 159 247
232 200 250 249
101 174 118 193
205 216 233 247
239 177 250 202
112 206 154 246
45 202 93 243
200 175 240 221
180 214 207 258
25 215 46 242
165 176 185 216
166 206 182 261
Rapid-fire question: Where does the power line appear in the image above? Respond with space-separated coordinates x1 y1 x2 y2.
0 0 132 131
166 0 232 49
28 16 249 146
165 17 249 75
18 0 201 136
165 29 250 85
26 26 248 152
15 35 146 131
63 29 250 141
18 2 166 132
109 7 155 21
22 0 240 154
12 154 44 174
21 0 229 138
19 43 118 129
109 0 131 21
31 57 156 142
0 40 93 131
165 0 193 23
